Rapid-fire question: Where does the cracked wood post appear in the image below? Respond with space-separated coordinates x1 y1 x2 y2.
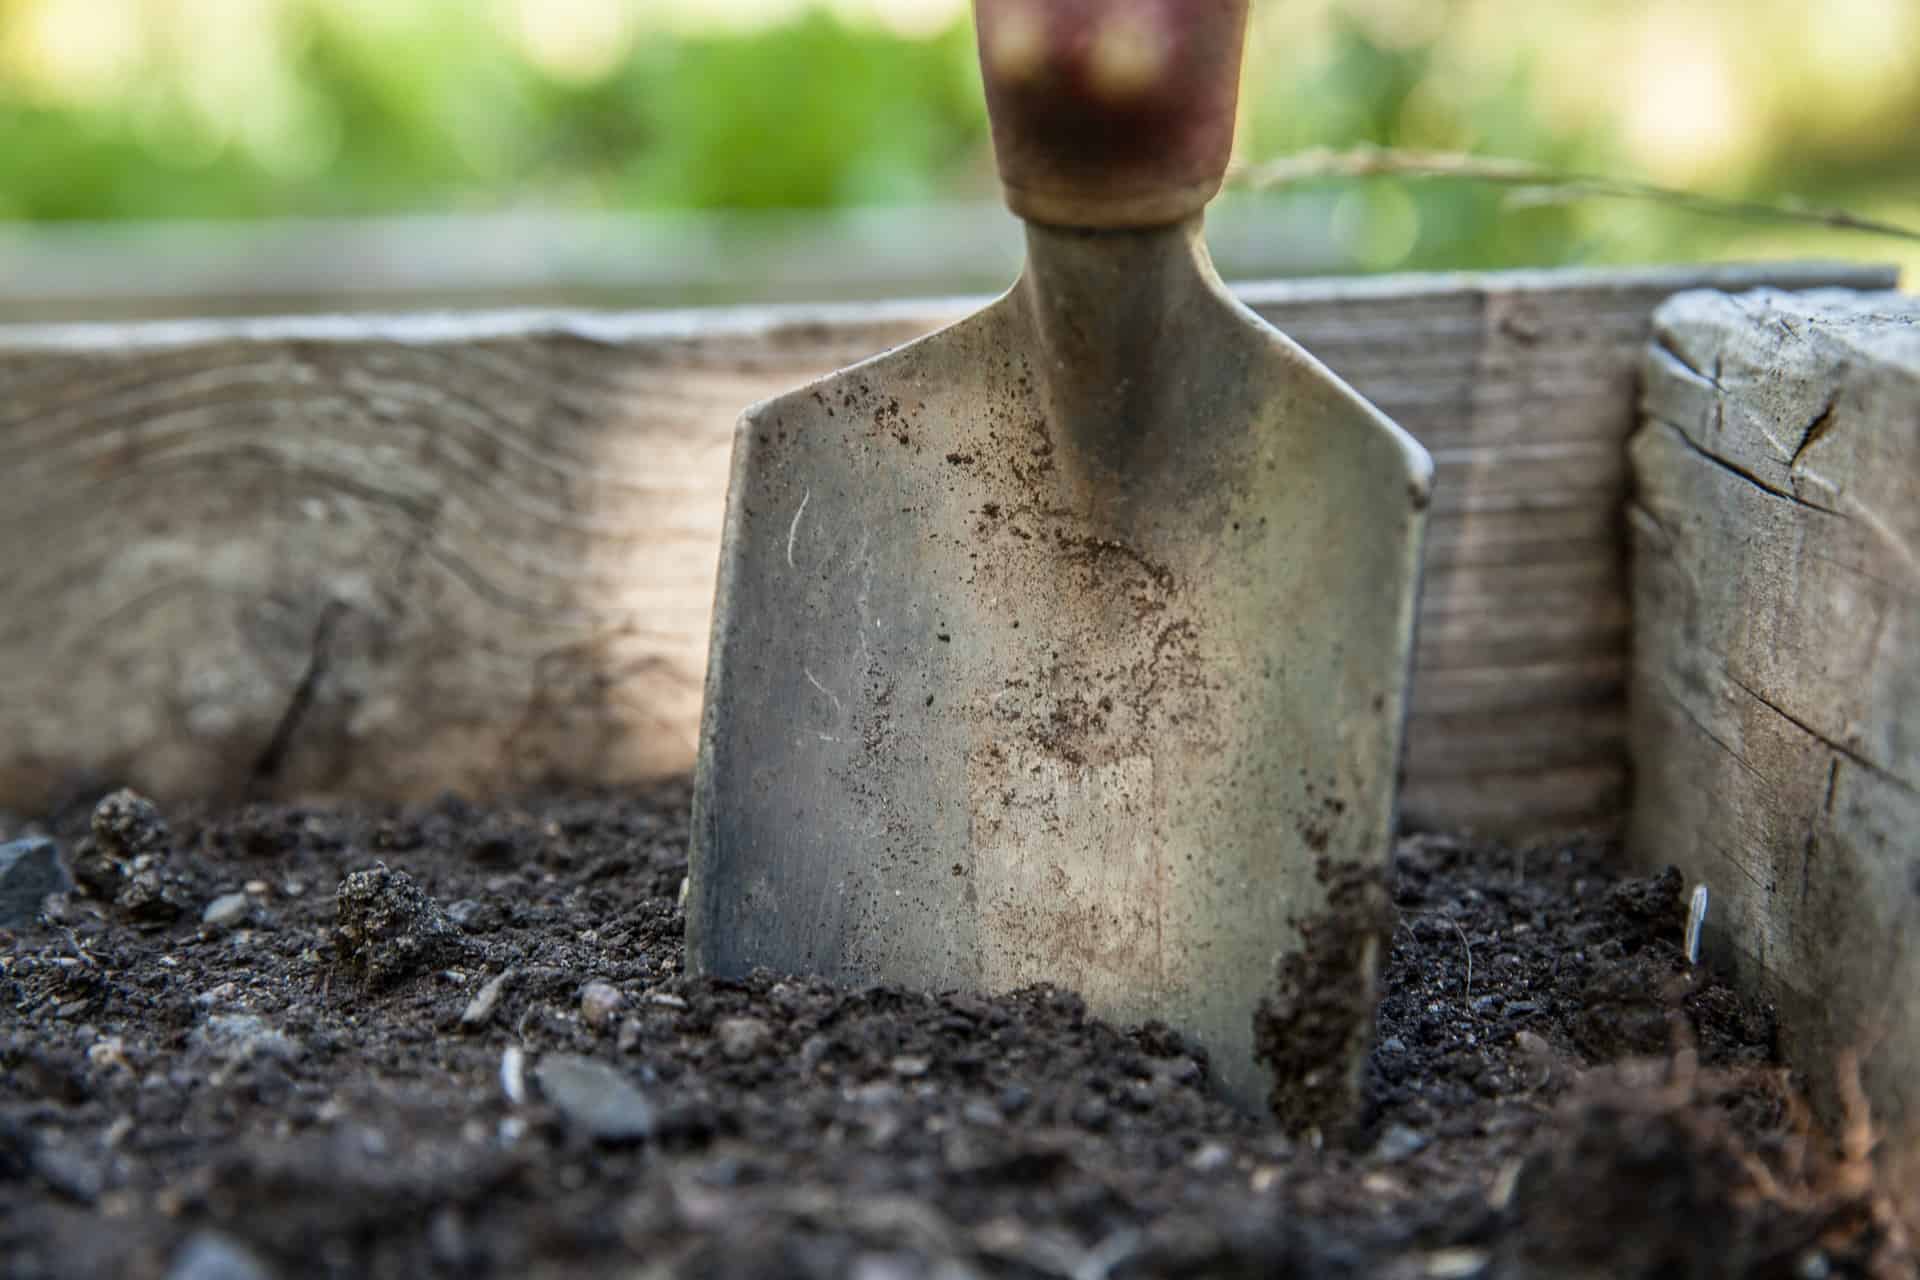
1630 286 1920 1141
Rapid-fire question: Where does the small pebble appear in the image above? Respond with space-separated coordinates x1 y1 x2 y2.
716 1017 770 1061
191 1014 301 1065
890 1054 931 1078
201 893 252 929
462 970 515 1029
846 1081 902 1108
1186 1141 1232 1172
166 1230 274 1280
88 1037 134 1073
1487 1160 1524 1209
579 981 624 1032
849 1253 924 1280
32 1139 105 1202
1373 1123 1430 1163
195 982 239 1008
962 1099 1003 1128
1424 1247 1490 1278
533 1054 656 1143
500 1047 528 1105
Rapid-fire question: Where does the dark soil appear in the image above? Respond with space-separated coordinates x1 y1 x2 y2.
1254 856 1392 1138
0 783 1911 1279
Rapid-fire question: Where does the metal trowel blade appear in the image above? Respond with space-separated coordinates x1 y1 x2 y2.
689 216 1430 1120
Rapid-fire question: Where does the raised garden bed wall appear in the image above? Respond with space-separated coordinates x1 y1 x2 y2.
1630 287 1920 1141
0 264 1894 838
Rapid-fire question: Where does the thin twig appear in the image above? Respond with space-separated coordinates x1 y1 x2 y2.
1449 916 1473 1003
1229 146 1920 245
1397 909 1474 1003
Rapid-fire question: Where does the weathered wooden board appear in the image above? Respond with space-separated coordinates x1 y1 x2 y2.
1629 287 1919 1138
0 263 1893 832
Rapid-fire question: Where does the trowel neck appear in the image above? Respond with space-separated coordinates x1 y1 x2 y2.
1014 216 1219 401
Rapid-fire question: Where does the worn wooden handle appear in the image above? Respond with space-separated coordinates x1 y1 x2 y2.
974 0 1249 229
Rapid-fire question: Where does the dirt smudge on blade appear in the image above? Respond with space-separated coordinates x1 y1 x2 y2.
1254 856 1392 1138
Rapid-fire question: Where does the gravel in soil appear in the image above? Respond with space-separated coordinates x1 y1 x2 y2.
0 783 1911 1279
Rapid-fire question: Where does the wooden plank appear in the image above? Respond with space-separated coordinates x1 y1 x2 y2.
0 309 956 809
1400 764 1627 840
1629 286 1920 1141
0 264 1895 834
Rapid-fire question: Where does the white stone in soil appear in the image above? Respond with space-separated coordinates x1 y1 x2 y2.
201 893 251 928
532 1054 656 1142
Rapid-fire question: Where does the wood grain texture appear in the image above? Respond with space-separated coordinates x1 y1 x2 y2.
1240 263 1896 834
1629 287 1919 1138
0 264 1895 832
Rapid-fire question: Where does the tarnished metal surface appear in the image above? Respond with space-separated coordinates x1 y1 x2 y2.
689 218 1431 1111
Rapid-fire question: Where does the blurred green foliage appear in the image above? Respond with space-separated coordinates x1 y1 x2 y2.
0 1 994 220
0 0 1914 276
609 17 983 209
1236 15 1604 271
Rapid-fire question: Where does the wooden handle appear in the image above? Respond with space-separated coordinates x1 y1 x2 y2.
974 0 1250 229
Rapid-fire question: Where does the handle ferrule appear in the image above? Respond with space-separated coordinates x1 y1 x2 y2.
975 0 1250 229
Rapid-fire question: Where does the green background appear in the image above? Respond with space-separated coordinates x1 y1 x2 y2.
1 0 1914 280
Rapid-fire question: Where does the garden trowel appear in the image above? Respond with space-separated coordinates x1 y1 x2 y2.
689 0 1431 1120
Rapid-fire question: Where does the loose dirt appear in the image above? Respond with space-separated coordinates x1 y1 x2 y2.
1 783 1910 1278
